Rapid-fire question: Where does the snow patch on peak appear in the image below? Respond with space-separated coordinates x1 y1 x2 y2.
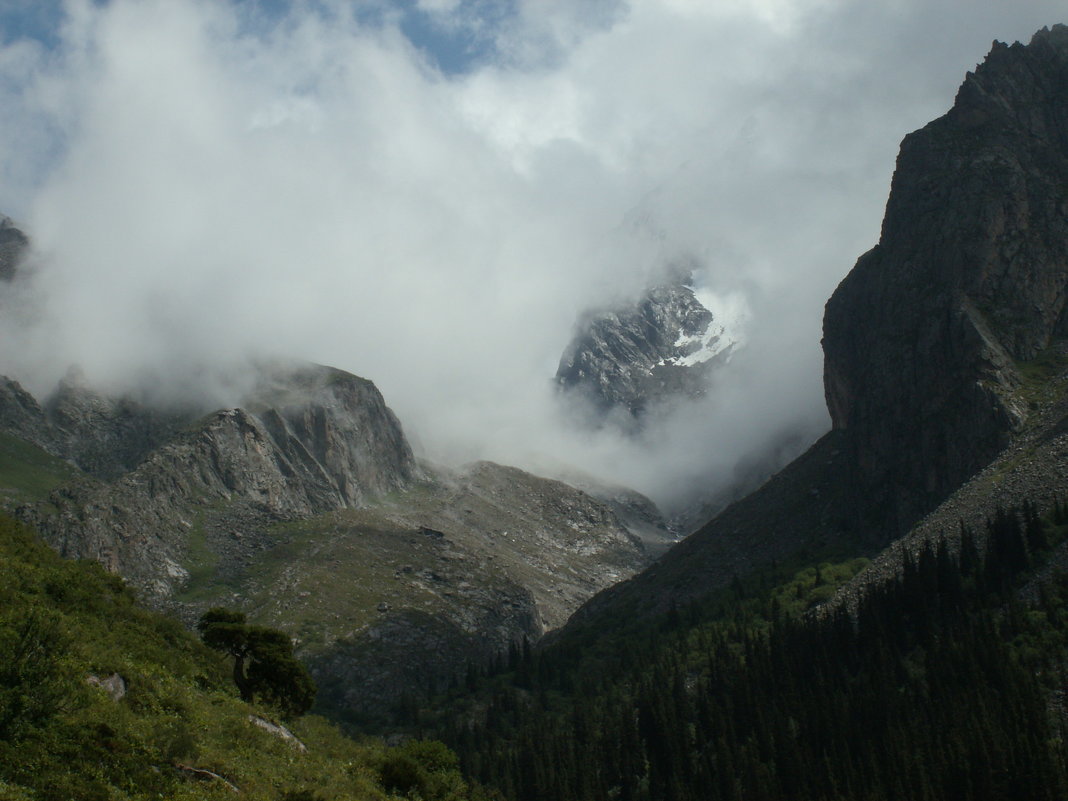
660 287 749 368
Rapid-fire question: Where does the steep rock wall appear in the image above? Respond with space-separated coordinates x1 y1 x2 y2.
19 364 416 597
823 25 1068 534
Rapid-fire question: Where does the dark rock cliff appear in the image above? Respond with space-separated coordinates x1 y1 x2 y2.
823 24 1068 535
565 25 1068 629
0 217 27 281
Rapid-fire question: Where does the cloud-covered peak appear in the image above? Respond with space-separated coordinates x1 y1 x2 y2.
0 0 1063 513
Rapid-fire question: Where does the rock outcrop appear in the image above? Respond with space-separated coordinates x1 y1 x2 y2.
0 376 48 440
0 370 192 480
243 364 416 507
0 217 27 282
17 363 417 597
824 24 1068 535
557 271 738 427
43 370 191 479
565 25 1068 630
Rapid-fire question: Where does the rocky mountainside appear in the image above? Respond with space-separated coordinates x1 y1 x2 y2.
8 369 192 479
224 460 652 720
824 24 1068 536
0 352 662 720
566 25 1068 629
556 268 738 427
4 364 415 593
0 216 27 281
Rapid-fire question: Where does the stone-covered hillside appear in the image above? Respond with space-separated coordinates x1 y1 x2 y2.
0 352 664 720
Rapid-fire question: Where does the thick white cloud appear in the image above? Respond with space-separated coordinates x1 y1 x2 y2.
0 0 1063 515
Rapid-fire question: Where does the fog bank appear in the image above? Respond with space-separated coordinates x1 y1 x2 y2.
0 0 1061 514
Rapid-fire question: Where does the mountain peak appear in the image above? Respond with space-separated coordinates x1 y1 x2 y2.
563 24 1068 629
823 25 1068 534
556 271 741 428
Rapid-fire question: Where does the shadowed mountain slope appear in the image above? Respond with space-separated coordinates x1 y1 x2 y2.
0 357 661 721
566 24 1068 632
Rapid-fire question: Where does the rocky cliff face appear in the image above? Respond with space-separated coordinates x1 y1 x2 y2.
0 376 48 439
566 26 1068 630
0 217 27 282
15 363 417 596
0 359 661 720
0 369 192 481
43 371 191 479
557 272 738 427
242 364 418 508
823 24 1068 535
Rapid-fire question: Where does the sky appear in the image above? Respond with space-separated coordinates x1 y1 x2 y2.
0 0 1062 516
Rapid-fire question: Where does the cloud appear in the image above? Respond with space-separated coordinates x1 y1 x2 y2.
0 0 1063 517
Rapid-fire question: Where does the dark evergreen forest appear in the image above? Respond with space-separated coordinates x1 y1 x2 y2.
405 501 1068 801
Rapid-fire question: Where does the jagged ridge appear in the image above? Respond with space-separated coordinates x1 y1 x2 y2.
824 23 1068 534
565 24 1068 629
556 274 735 424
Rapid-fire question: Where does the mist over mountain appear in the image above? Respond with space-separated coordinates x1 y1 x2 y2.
567 22 1068 629
429 29 1068 799
0 1 1064 517
556 261 744 429
3 8 1068 799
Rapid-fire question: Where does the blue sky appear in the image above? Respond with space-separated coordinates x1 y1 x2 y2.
0 0 66 48
0 0 512 74
395 0 512 74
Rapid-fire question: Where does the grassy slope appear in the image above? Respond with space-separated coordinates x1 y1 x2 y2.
0 513 476 801
178 512 453 647
173 465 646 657
0 433 81 507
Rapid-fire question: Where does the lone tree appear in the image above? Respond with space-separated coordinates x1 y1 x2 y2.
196 608 315 718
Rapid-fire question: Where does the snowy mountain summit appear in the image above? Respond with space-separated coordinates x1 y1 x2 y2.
556 270 745 429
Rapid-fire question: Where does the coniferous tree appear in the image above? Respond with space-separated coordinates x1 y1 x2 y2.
197 608 315 717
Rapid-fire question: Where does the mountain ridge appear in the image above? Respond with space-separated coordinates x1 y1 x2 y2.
563 23 1068 634
824 22 1068 535
0 354 664 720
555 262 740 430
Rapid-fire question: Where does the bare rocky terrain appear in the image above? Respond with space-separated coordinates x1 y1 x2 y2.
556 268 735 428
0 350 668 721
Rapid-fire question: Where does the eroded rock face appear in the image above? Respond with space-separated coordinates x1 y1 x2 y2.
557 277 737 427
562 26 1068 636
245 364 416 507
0 369 192 480
44 371 190 479
0 217 27 282
0 377 47 439
19 364 416 598
823 25 1068 535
